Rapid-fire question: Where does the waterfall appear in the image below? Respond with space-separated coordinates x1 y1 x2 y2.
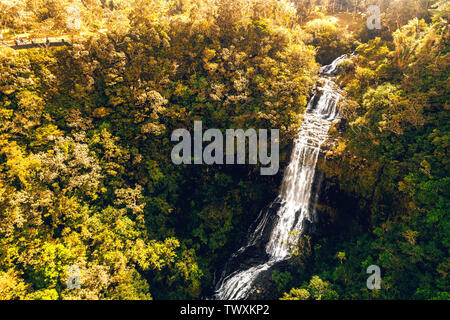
320 54 347 76
214 56 344 300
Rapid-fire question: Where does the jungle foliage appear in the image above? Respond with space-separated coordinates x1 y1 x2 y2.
0 0 448 300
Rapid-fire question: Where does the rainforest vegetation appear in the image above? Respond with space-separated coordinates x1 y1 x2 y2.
0 0 448 300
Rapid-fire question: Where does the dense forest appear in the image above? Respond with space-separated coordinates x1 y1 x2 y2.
0 0 448 300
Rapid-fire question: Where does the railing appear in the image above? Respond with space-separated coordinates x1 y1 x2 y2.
0 38 72 50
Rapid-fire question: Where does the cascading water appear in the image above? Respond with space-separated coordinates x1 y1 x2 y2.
320 54 348 76
214 55 346 300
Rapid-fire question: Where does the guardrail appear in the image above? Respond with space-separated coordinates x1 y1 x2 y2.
0 39 72 50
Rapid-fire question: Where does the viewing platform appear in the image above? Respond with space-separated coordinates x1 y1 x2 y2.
0 39 71 50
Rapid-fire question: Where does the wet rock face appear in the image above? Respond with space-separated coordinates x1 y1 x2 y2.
311 165 370 237
246 260 291 300
214 200 282 282
246 269 278 300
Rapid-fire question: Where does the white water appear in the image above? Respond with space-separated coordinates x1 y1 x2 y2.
215 57 344 300
320 54 348 76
